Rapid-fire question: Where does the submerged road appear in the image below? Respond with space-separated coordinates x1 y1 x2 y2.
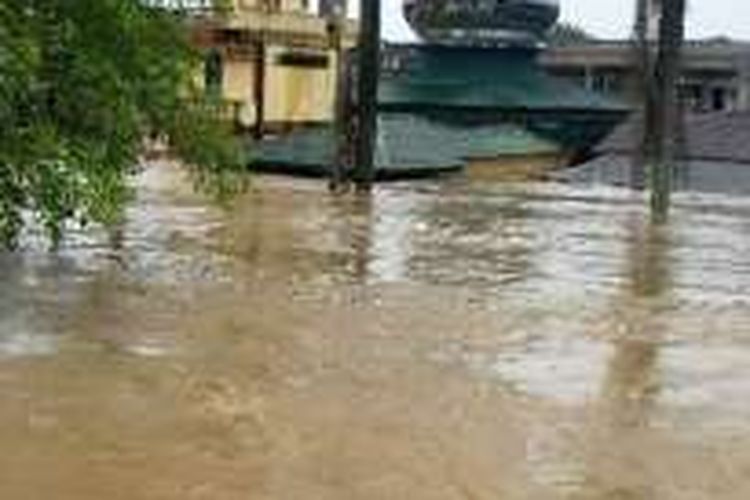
1 163 750 499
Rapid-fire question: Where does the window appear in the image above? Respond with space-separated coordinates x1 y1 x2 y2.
276 51 329 68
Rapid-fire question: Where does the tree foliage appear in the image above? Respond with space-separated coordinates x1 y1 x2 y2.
546 22 595 46
0 0 245 248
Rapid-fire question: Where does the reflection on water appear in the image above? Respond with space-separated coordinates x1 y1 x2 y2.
572 224 669 500
606 223 669 420
2 163 750 499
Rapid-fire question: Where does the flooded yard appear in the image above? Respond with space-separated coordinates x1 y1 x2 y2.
2 163 750 499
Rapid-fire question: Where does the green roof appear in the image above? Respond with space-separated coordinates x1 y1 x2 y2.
251 113 560 175
250 47 626 176
379 46 626 112
376 114 560 166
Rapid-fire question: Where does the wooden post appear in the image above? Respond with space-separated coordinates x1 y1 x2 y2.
353 0 381 191
253 38 267 140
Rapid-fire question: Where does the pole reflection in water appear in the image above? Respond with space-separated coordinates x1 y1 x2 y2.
341 191 374 285
605 222 670 427
578 221 673 500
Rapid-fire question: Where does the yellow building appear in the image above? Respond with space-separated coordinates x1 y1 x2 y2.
190 0 357 134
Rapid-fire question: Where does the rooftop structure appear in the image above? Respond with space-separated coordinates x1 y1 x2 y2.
561 112 750 195
403 0 560 48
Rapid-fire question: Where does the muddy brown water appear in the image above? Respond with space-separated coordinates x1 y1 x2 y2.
2 163 750 499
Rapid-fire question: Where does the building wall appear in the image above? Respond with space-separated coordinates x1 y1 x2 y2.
232 0 309 13
265 46 337 124
222 58 258 127
540 42 750 113
206 47 337 128
465 153 571 181
192 0 355 131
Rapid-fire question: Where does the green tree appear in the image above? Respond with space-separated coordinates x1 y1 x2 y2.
0 0 244 248
546 22 595 46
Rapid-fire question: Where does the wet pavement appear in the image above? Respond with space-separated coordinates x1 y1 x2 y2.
2 163 750 499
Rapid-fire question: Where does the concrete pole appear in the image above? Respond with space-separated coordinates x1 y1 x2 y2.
631 0 652 189
353 0 381 191
649 0 686 222
328 11 349 191
253 39 267 140
253 2 270 140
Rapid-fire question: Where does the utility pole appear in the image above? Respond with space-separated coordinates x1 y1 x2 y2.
649 0 686 222
353 0 381 191
253 1 269 140
326 1 350 192
631 0 652 189
633 0 685 221
253 40 267 140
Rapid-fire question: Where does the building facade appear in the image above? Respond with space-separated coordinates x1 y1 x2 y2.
540 0 750 114
189 0 357 134
540 40 750 113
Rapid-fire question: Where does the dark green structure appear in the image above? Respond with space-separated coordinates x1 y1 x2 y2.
251 112 561 178
379 45 627 150
249 45 628 178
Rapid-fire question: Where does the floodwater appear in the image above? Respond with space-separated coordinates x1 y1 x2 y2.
2 163 750 499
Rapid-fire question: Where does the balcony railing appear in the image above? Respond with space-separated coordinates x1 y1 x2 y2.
182 1 358 46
